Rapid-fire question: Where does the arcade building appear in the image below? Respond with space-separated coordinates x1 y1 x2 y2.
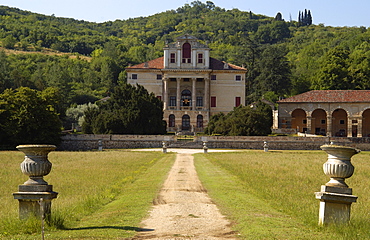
277 90 370 137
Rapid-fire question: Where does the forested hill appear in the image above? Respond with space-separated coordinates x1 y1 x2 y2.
1 1 370 107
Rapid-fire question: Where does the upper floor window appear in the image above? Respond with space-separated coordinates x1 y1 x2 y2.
211 75 217 80
182 43 191 63
170 53 176 63
198 53 203 63
132 74 138 79
235 75 242 81
157 74 162 80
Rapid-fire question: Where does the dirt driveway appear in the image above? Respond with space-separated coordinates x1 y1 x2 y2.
133 149 238 239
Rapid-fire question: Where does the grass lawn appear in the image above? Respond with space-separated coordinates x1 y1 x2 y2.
194 150 370 240
0 150 175 239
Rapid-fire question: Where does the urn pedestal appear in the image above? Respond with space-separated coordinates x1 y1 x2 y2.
315 145 360 225
13 145 58 219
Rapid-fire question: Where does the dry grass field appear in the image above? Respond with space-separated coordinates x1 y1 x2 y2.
1 149 369 239
194 150 370 240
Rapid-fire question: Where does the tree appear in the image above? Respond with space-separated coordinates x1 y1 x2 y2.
298 9 313 26
275 12 283 21
314 46 351 90
249 44 292 101
83 83 166 134
0 87 62 148
204 102 272 136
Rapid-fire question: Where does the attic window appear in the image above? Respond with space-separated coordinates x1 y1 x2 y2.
235 75 242 81
132 74 137 79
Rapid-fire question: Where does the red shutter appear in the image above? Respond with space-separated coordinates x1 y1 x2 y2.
211 96 216 107
235 97 241 107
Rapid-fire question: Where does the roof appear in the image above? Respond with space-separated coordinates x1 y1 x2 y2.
126 57 246 71
278 90 370 103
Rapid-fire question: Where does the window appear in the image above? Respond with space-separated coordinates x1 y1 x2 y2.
181 90 191 106
197 115 203 128
197 78 203 82
198 53 203 63
235 97 241 107
182 43 191 63
303 119 307 124
170 78 176 82
132 74 137 79
170 53 176 63
169 114 175 127
211 96 216 107
157 74 162 80
183 78 190 82
169 96 176 106
196 96 203 107
211 75 217 80
182 115 190 130
321 119 326 124
235 75 242 81
340 120 345 124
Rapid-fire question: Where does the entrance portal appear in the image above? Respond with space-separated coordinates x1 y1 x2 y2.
182 115 190 130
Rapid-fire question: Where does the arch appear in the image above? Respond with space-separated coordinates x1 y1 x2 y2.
181 89 191 106
291 109 307 133
363 109 370 137
168 114 175 128
182 114 190 130
311 109 327 135
332 109 347 137
182 42 191 59
197 115 203 128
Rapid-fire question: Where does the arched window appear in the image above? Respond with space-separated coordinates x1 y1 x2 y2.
182 43 191 63
197 115 203 128
181 89 191 106
182 115 190 130
169 114 175 128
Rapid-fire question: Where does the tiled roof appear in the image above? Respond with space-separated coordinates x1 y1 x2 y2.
126 57 246 71
127 57 164 69
278 90 370 103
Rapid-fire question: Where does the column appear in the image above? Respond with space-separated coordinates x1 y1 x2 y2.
347 117 353 138
163 49 169 68
163 78 168 110
326 116 332 137
192 50 197 67
307 116 312 134
357 118 363 137
204 78 209 110
192 78 196 110
177 49 181 68
176 78 181 110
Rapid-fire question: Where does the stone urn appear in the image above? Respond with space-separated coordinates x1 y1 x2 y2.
320 144 360 188
17 145 56 185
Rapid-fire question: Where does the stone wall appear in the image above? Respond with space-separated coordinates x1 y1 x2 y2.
58 134 370 151
58 134 176 151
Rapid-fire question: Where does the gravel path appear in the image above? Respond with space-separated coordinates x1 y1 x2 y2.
132 150 238 239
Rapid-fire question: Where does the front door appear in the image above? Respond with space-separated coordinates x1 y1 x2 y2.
182 115 190 130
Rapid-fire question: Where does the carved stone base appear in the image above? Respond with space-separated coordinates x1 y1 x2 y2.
13 185 58 219
315 185 357 225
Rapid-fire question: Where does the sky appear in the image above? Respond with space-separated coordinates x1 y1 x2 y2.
0 0 369 27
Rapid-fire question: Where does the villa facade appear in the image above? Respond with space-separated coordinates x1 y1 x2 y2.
277 90 370 137
126 35 247 133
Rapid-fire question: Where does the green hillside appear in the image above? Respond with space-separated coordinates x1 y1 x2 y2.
0 1 369 109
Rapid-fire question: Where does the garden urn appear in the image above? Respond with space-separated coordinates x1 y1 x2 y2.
320 144 360 188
